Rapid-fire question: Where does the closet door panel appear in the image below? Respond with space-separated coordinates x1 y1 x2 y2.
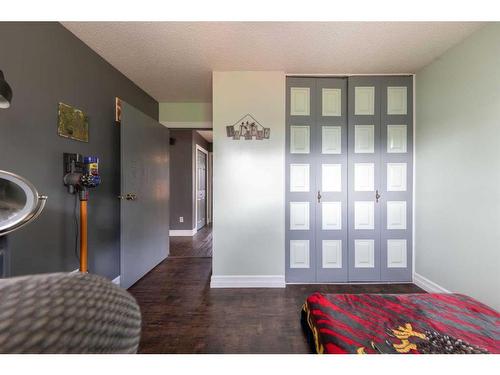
380 76 413 282
290 164 310 192
286 78 317 282
322 240 342 269
316 78 348 282
347 76 381 282
322 126 342 154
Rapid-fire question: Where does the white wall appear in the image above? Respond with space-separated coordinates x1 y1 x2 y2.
415 24 500 310
212 71 285 287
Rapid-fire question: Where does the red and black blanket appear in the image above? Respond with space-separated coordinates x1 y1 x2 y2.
302 293 500 354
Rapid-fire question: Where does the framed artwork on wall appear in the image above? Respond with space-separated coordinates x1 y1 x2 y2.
115 97 122 125
57 102 89 142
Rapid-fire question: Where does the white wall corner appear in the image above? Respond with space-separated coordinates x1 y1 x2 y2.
112 275 121 286
413 272 451 294
210 275 286 288
169 228 197 236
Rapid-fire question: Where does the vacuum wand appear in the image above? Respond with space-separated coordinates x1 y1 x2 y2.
79 199 88 273
63 154 101 273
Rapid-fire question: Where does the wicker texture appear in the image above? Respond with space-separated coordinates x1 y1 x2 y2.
0 272 141 353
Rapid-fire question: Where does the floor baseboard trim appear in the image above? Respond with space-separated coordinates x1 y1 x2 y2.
112 275 121 286
286 281 413 285
211 275 286 288
413 272 450 293
169 228 197 236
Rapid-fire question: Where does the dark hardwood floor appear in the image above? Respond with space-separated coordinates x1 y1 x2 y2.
128 225 425 353
169 224 212 257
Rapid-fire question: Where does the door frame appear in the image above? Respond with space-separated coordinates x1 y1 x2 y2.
208 152 213 224
195 144 209 232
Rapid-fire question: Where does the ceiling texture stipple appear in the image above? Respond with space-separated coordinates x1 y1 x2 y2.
62 22 484 102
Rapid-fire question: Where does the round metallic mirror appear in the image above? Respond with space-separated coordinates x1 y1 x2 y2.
0 170 47 236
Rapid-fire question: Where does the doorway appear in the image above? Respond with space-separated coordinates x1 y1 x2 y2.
168 129 213 258
195 145 208 230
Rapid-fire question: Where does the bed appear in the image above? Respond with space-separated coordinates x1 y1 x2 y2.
301 293 500 354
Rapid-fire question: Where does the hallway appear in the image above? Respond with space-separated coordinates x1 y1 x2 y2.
169 224 212 258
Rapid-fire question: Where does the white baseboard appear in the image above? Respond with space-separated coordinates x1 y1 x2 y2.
169 228 197 236
112 275 121 286
287 281 413 285
71 268 121 287
413 272 451 293
210 275 286 288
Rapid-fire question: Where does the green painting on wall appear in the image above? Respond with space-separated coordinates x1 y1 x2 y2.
57 102 89 142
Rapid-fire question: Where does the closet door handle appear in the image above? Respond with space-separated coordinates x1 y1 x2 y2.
317 190 322 203
375 190 381 203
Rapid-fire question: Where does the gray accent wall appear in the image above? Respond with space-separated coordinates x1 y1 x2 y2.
169 129 210 231
0 22 158 280
169 129 195 231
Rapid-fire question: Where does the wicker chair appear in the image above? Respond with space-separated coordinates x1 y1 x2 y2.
0 272 141 353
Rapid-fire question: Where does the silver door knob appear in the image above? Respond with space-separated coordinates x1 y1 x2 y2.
375 190 381 203
118 193 137 201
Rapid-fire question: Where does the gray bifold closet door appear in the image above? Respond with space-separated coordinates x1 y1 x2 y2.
286 76 412 283
347 76 412 282
380 76 413 282
286 77 348 283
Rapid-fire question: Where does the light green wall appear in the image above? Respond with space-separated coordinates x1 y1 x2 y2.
416 23 500 310
159 102 212 123
212 71 285 285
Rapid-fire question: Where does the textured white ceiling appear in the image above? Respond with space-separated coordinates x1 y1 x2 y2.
62 22 484 102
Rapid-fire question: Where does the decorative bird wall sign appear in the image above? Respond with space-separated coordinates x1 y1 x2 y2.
226 114 270 140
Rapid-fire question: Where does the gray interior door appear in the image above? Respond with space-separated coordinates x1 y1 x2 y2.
347 76 382 281
347 76 413 282
196 149 207 230
285 77 348 283
380 76 413 282
315 78 348 282
286 77 317 282
120 102 169 289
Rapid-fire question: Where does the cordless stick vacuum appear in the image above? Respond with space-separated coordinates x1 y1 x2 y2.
63 154 101 272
